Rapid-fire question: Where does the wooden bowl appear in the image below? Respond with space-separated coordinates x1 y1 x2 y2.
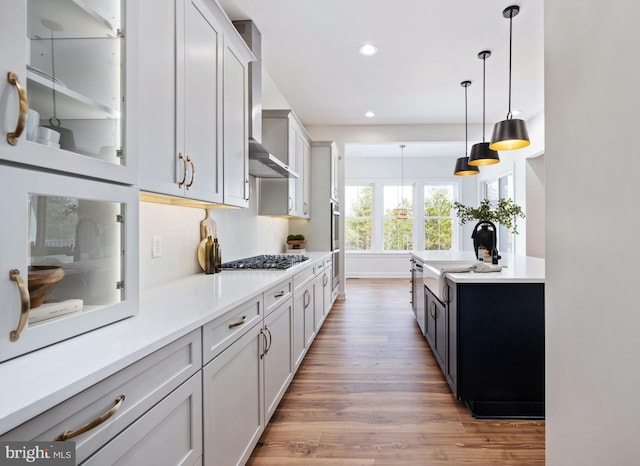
28 266 65 309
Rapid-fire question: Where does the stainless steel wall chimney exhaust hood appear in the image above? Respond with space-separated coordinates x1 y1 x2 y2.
234 20 297 179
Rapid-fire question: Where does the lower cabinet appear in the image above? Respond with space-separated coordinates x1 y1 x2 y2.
424 286 446 371
83 372 203 466
293 280 313 369
202 322 264 466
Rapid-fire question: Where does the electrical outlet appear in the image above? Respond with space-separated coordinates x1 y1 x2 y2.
152 236 162 258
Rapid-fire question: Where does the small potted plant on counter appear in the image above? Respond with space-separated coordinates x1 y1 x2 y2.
453 198 524 260
286 234 306 249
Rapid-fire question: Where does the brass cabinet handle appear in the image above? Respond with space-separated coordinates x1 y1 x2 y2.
56 394 125 441
303 289 311 308
259 328 268 359
288 196 293 212
9 269 30 342
228 315 247 329
7 72 28 146
274 291 285 298
178 153 188 188
186 156 195 189
245 179 250 200
323 273 328 286
303 202 308 214
429 302 436 320
443 284 450 303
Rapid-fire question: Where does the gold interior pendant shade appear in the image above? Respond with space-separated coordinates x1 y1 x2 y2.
489 5 530 151
469 51 500 166
454 81 479 176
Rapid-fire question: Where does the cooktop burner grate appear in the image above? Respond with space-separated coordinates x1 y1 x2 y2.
220 254 309 270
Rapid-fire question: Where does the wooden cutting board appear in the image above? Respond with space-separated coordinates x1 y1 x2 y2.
199 209 217 240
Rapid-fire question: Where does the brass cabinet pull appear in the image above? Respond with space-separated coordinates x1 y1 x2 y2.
178 153 188 188
9 269 30 342
429 302 436 320
303 202 308 214
259 328 268 359
323 273 328 286
7 72 28 146
443 284 450 303
56 394 125 441
186 156 195 189
228 315 247 329
288 196 293 212
303 289 311 308
274 291 285 298
245 179 250 200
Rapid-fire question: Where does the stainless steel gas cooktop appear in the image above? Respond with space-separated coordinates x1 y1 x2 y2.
220 254 309 270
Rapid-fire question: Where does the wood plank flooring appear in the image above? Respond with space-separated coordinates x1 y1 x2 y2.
247 278 545 465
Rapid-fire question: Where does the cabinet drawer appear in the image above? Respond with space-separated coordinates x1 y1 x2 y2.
82 372 202 466
2 330 201 464
264 279 292 315
202 296 262 364
293 266 314 291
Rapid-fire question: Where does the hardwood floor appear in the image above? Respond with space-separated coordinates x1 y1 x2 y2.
247 278 545 465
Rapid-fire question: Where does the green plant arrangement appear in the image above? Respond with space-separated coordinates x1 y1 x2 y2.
452 198 525 235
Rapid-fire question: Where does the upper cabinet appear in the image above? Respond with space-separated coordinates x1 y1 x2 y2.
259 109 311 218
0 0 137 185
137 0 253 206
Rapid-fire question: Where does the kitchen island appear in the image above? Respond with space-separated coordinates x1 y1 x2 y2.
412 251 545 419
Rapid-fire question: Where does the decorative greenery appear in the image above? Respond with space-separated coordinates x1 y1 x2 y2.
453 198 525 235
287 234 305 241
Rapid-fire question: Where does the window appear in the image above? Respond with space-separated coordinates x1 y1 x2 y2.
424 185 453 250
483 174 514 253
345 185 373 250
383 185 413 250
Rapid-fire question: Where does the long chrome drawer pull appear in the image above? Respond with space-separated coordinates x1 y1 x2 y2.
228 315 247 329
9 269 30 342
7 72 28 146
56 394 126 441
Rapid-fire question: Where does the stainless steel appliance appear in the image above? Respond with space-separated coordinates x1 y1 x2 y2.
220 255 309 270
410 258 426 335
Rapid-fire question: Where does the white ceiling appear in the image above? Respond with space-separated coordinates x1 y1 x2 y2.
217 0 544 152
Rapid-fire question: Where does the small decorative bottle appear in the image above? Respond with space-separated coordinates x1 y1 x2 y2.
205 236 215 274
213 237 221 273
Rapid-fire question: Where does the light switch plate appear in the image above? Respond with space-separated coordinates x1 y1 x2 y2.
152 235 162 258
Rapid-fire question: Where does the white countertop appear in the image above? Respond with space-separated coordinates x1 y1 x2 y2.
0 251 331 434
412 251 545 284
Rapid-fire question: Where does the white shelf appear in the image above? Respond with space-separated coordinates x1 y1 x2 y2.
28 0 119 39
27 69 120 120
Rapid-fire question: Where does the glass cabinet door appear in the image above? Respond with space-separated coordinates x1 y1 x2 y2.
0 0 135 184
27 0 123 161
0 164 138 362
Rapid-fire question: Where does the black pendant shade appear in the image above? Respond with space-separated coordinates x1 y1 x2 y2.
454 80 479 176
489 5 530 151
454 156 480 176
469 50 500 166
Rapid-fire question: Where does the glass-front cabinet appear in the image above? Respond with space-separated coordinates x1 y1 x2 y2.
0 0 136 184
0 164 139 362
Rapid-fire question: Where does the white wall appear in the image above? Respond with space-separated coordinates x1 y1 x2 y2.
545 1 640 464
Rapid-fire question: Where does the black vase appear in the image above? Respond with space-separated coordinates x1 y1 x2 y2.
471 221 497 259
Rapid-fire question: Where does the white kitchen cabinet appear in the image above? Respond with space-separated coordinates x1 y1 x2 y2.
0 0 137 184
82 372 202 466
137 0 252 207
0 164 139 362
2 330 201 464
263 298 293 422
203 321 264 466
259 109 311 218
293 279 314 370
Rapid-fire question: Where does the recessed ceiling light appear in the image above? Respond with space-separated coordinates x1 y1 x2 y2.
358 44 378 56
365 111 375 118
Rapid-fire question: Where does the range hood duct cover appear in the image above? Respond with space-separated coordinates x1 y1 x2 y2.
234 20 296 179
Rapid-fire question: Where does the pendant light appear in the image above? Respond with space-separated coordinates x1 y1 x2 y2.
454 81 479 176
392 144 411 219
489 5 530 151
469 51 500 166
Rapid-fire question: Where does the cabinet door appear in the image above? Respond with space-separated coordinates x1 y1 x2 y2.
0 165 138 362
331 144 340 202
323 267 333 316
434 296 447 371
263 299 293 422
0 0 134 184
313 274 324 331
222 36 250 208
424 286 436 349
179 0 223 203
444 279 457 395
82 372 203 466
303 285 315 348
301 135 311 218
203 323 264 466
292 286 307 369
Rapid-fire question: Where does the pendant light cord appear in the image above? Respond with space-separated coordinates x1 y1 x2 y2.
507 13 513 120
482 55 486 142
464 84 468 156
